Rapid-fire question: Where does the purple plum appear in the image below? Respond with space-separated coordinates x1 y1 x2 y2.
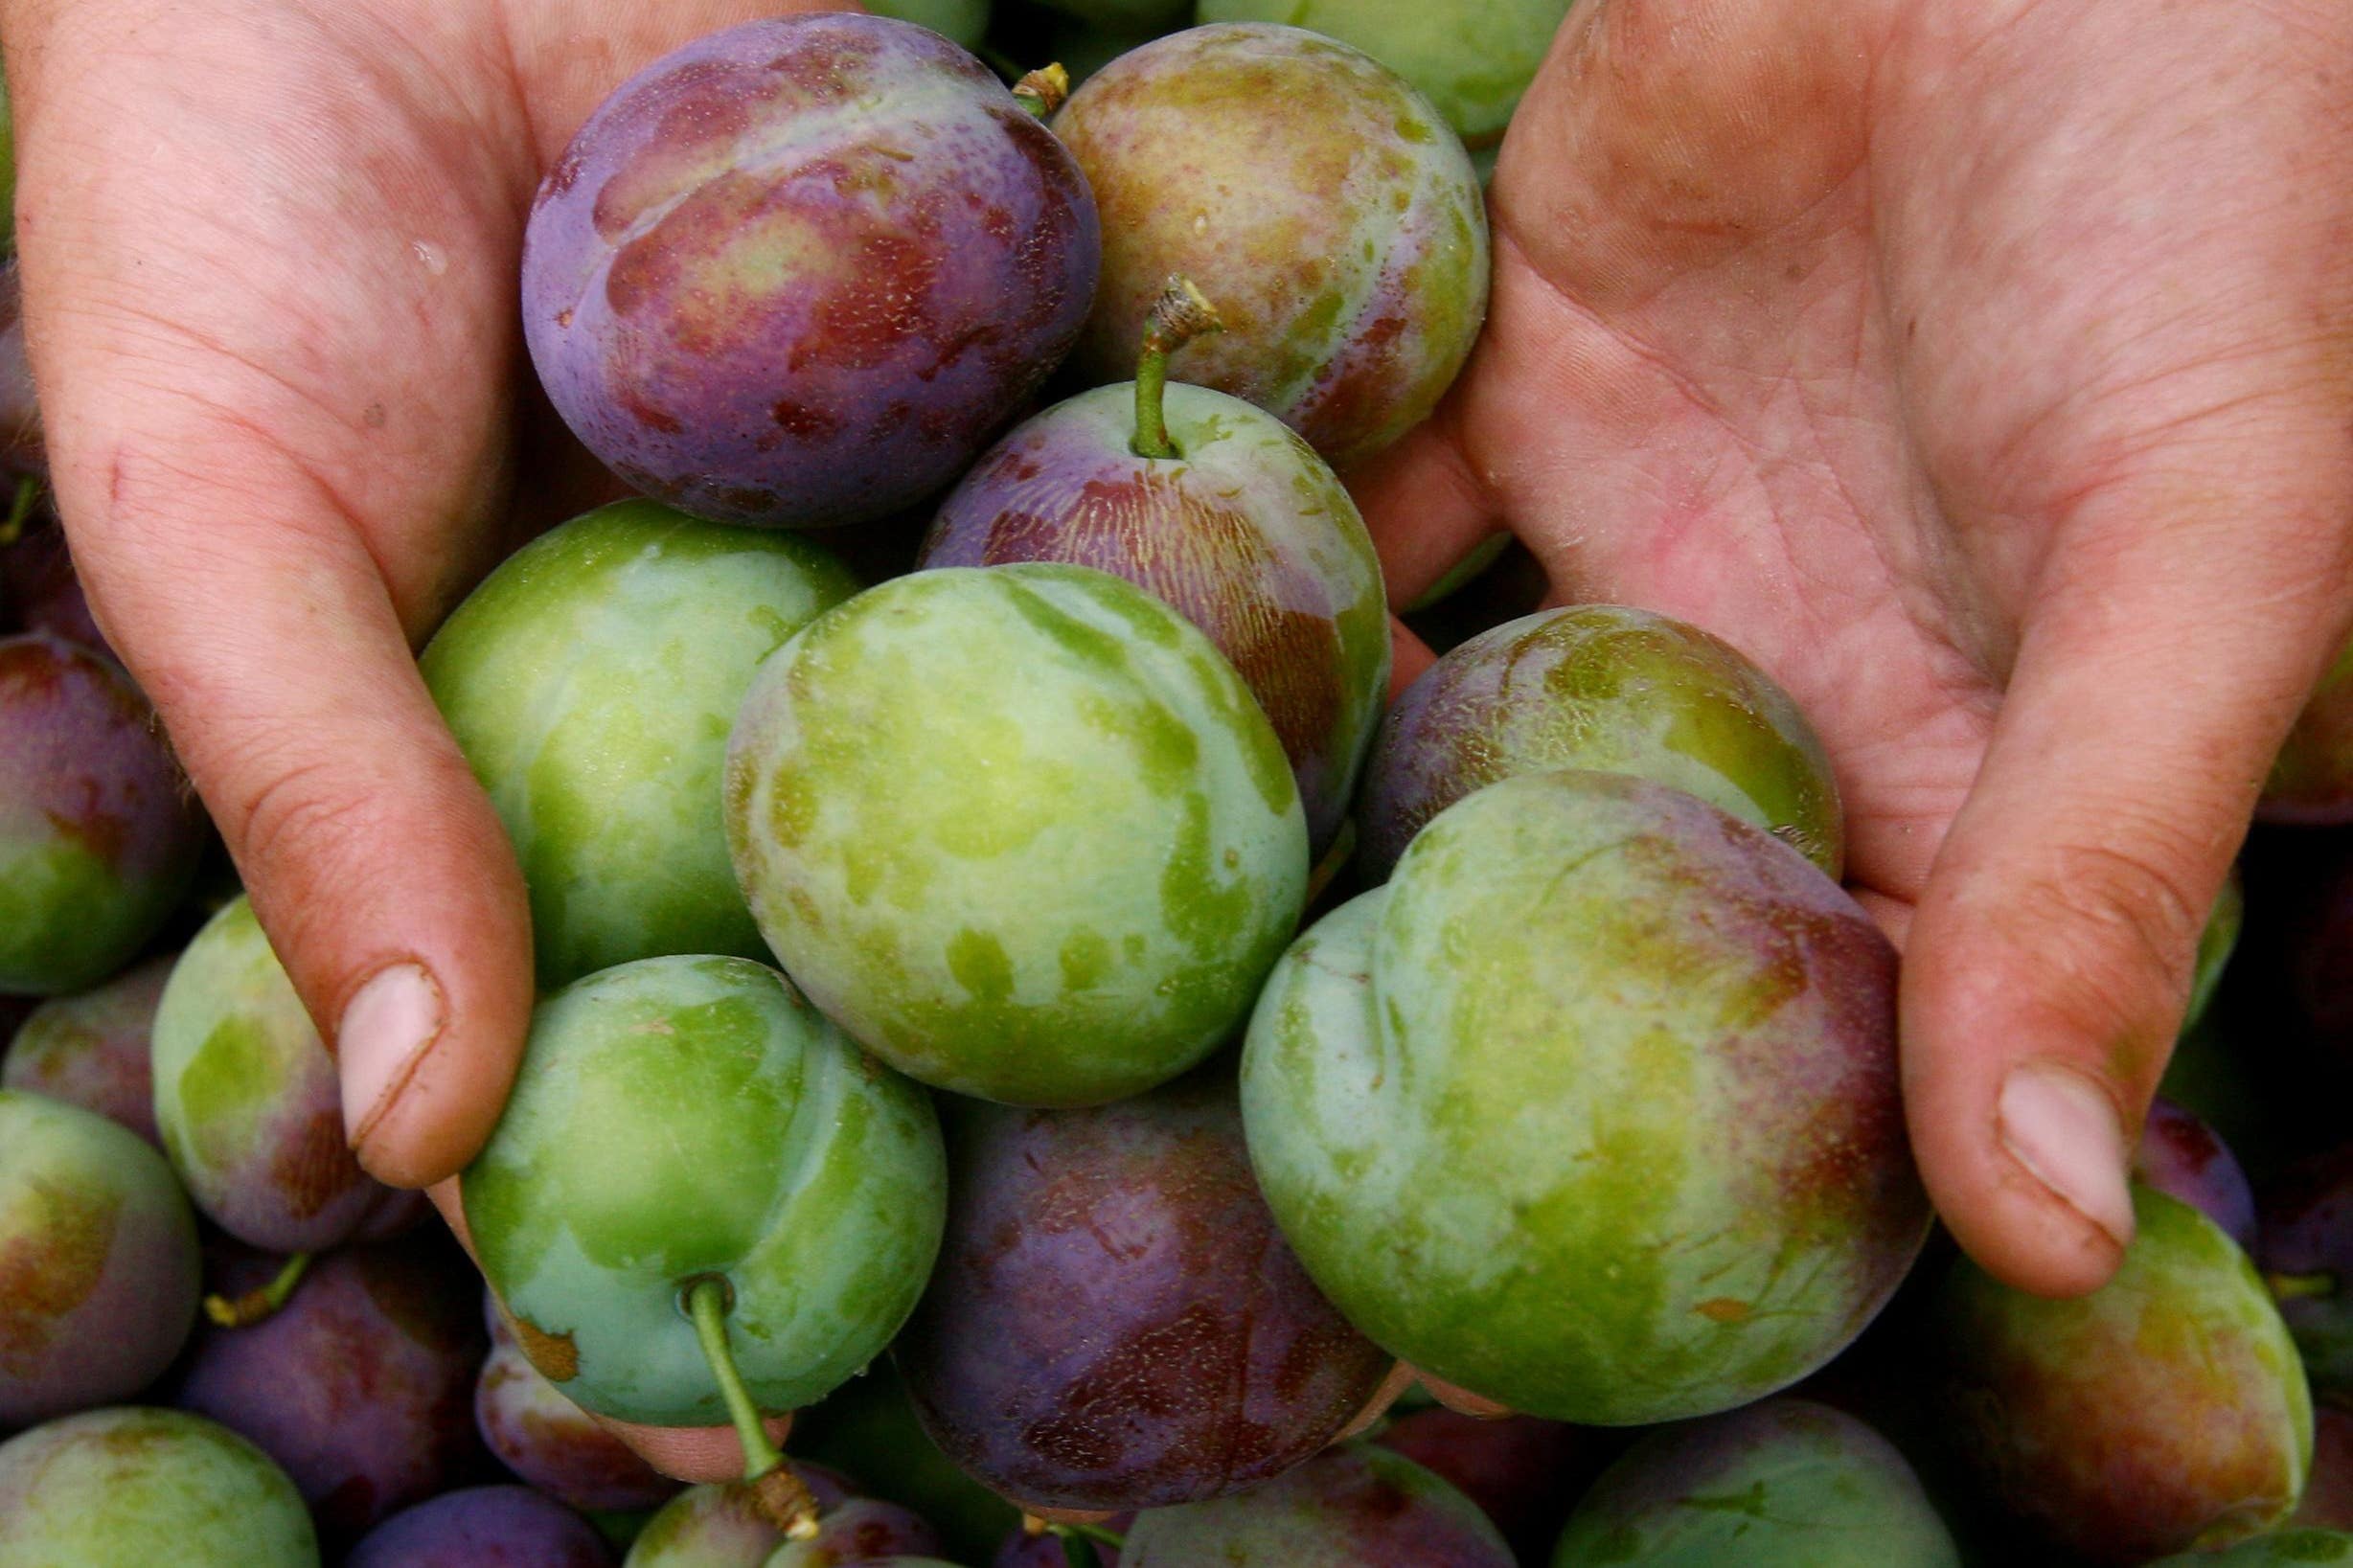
2259 1145 2353 1398
477 1291 681 1513
2136 1096 2259 1251
0 522 102 652
1119 1441 1512 1565
522 13 1099 528
766 1497 943 1565
346 1484 613 1568
3 950 171 1144
1375 1408 1598 1559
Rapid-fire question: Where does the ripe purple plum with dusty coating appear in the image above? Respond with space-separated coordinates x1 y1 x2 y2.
2135 1096 2258 1251
346 1485 610 1568
726 563 1308 1106
2263 636 2353 823
478 1293 681 1515
1934 1184 2309 1564
1120 1441 1512 1566
897 1073 1391 1512
1243 773 1925 1424
0 1091 199 1425
2258 1146 2353 1399
1054 24 1487 469
0 633 202 994
0 1406 318 1566
522 13 1099 528
3 950 172 1144
1359 605 1843 882
151 896 402 1252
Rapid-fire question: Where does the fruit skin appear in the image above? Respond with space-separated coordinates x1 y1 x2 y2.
2257 1146 2353 1398
151 895 402 1252
0 1406 319 1566
1359 605 1843 882
790 1360 1024 1561
463 955 947 1427
0 1091 200 1425
1245 774 1923 1425
522 13 1100 529
1934 1185 2310 1564
3 950 173 1145
478 1291 682 1514
0 633 202 994
2135 1096 2258 1251
0 261 40 480
896 1073 1392 1511
422 500 859 987
2262 635 2353 823
345 1485 611 1568
1549 1398 1960 1567
622 1473 860 1568
726 563 1308 1106
764 1498 941 1566
2145 1531 2353 1565
1376 1410 1598 1561
174 1234 489 1544
2296 1407 2353 1532
1055 23 1488 469
923 382 1389 857
1120 1441 1514 1566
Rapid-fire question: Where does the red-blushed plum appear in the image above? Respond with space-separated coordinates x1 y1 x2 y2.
0 1091 199 1425
1375 1409 1599 1560
1549 1398 1960 1567
1357 606 1844 883
2147 1532 2353 1565
2263 637 2353 823
3 950 172 1145
1243 775 1926 1425
2136 1096 2259 1252
921 313 1389 858
725 565 1308 1106
1053 25 1486 469
345 1485 611 1567
895 1073 1392 1512
521 14 1099 529
0 1406 317 1565
1934 1185 2309 1563
2259 1146 2353 1398
174 1233 487 1545
421 501 859 987
0 633 201 994
2296 1407 2353 1532
479 1292 682 1514
150 896 407 1253
764 1497 942 1565
1119 1441 1512 1566
621 1472 859 1568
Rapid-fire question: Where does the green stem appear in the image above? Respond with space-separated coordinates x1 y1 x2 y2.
686 1277 818 1539
0 474 36 547
2271 1271 2337 1304
1131 278 1223 462
204 1252 312 1328
1012 64 1069 120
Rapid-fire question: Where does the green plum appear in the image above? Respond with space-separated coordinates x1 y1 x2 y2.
0 1407 318 1566
725 563 1308 1106
423 500 859 988
462 955 946 1438
1243 772 1926 1425
626 1483 806 1568
1933 1185 2309 1564
1549 1398 1960 1567
862 0 991 46
2147 1532 2353 1565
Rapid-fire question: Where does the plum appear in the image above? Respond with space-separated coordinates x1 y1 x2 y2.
0 261 38 481
996 1527 1122 1567
921 285 1389 857
0 632 202 994
896 1073 1391 1512
1244 773 1924 1424
2296 1407 2353 1531
725 563 1308 1106
1193 0 1568 149
0 523 102 651
0 1090 200 1425
346 1485 611 1567
792 1361 1025 1561
462 952 945 1531
765 1498 942 1565
3 950 172 1144
479 1294 682 1513
422 500 859 987
0 1406 318 1565
2264 636 2353 823
2136 1096 2259 1251
2146 1532 2353 1565
151 896 402 1252
626 1480 834 1567
1375 1409 1598 1559
1053 24 1487 468
175 1233 487 1543
1550 1398 1960 1566
1120 1441 1512 1566
1933 1184 2309 1563
2258 1145 2353 1398
1359 604 1843 882
522 14 1099 529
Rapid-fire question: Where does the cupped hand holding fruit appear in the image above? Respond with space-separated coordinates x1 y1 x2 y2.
1357 0 2353 1298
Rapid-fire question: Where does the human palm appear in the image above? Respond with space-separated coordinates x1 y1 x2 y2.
1359 0 2353 1296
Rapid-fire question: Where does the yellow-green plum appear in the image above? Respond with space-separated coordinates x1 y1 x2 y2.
0 1092 199 1425
462 955 947 1428
423 501 859 987
0 1407 318 1566
624 1476 859 1568
1242 773 1926 1425
725 564 1308 1106
1054 25 1487 469
2263 636 2353 823
1120 1442 1512 1566
1934 1185 2309 1564
1359 605 1842 883
3 951 173 1145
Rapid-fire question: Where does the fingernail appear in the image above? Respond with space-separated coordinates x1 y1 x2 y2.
339 963 444 1151
1998 1061 2135 1250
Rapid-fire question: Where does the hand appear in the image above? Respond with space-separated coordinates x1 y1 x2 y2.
1358 0 2353 1297
2 0 836 1476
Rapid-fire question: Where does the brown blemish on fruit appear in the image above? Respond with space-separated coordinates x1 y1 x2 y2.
1694 1297 1751 1324
271 1103 362 1221
514 1314 581 1382
771 399 844 442
0 1183 121 1374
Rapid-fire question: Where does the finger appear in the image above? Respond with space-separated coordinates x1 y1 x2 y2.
1389 614 1436 701
1348 410 1498 610
1905 475 2353 1298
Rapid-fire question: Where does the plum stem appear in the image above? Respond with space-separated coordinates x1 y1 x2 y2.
1131 278 1224 462
2270 1270 2338 1303
203 1252 312 1328
0 475 35 546
685 1276 819 1540
1013 64 1069 120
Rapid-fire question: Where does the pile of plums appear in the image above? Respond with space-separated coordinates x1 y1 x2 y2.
6 6 2353 1567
